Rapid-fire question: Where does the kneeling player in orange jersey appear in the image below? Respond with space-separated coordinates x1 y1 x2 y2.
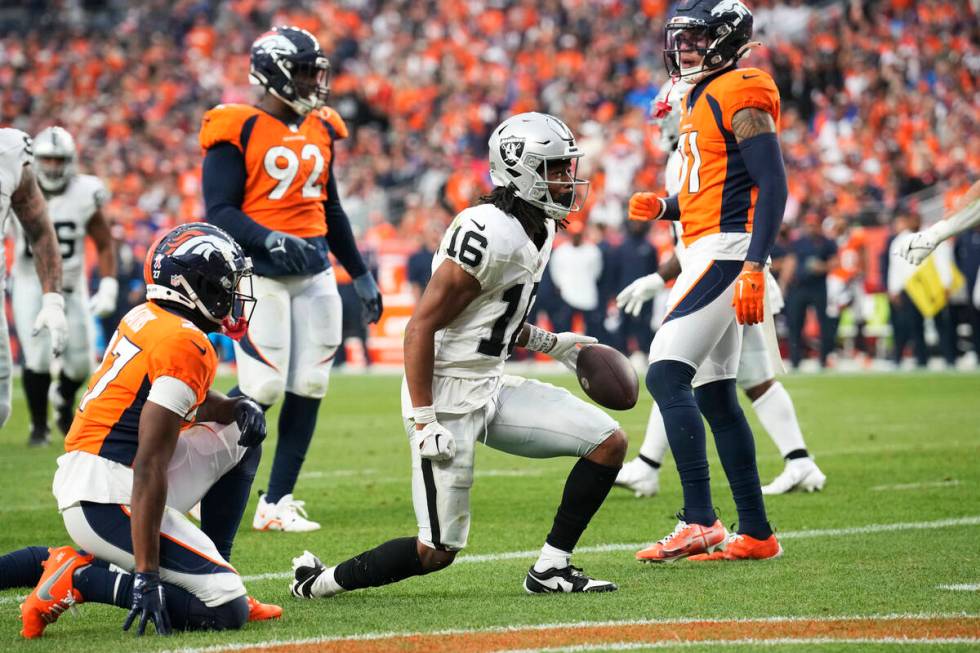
13 224 279 638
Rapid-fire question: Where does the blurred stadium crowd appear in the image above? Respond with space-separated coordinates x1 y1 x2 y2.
1 0 978 369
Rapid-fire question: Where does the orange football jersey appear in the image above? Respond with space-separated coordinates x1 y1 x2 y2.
199 104 348 238
675 67 781 247
65 302 218 466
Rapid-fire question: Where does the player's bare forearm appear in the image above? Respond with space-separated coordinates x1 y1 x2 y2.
11 164 61 293
196 390 239 424
404 260 481 411
87 208 118 278
658 254 682 282
132 403 181 573
731 107 776 142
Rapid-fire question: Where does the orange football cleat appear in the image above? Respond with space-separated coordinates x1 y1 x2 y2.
688 533 783 561
247 595 283 621
636 517 728 563
20 546 93 639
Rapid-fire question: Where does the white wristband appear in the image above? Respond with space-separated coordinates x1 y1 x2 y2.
412 405 437 425
98 276 119 296
524 325 557 353
41 292 65 311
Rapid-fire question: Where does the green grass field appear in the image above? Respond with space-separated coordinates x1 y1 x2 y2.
1 371 978 652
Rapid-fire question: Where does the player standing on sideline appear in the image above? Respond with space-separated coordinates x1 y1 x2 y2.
625 0 787 562
11 127 117 447
200 26 382 532
0 128 67 432
291 113 627 598
615 80 825 498
16 223 279 638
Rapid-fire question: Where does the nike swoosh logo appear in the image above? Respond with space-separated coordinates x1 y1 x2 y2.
742 74 759 79
530 573 573 592
36 558 76 601
471 220 486 231
191 341 207 355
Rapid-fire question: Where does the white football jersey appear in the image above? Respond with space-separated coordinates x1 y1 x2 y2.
12 174 108 291
432 204 556 379
0 128 33 272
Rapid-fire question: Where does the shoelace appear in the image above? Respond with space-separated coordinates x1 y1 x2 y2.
283 499 310 520
42 591 78 623
656 519 689 546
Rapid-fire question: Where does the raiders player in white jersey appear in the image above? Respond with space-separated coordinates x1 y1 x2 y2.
291 113 628 597
0 128 67 434
10 127 116 446
614 82 825 497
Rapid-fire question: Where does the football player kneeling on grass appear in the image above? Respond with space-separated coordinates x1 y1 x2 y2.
12 224 281 638
292 113 627 598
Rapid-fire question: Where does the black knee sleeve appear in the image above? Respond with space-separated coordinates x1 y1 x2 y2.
646 360 696 407
694 379 742 428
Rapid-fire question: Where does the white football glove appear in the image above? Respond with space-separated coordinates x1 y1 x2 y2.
89 277 119 318
527 327 599 372
897 230 936 266
33 292 68 357
616 273 666 317
413 421 456 462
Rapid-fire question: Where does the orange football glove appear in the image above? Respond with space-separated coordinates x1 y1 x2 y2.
732 269 765 325
628 193 663 222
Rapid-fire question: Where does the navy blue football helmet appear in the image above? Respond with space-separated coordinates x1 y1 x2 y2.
144 223 255 339
249 26 331 115
663 0 754 81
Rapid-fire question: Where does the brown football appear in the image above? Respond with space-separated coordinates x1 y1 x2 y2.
576 344 639 411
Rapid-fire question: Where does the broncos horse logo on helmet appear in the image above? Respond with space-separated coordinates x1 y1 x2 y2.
249 26 331 116
144 223 255 340
663 0 755 82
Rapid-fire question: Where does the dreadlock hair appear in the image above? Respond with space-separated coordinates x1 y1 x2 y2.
477 186 568 236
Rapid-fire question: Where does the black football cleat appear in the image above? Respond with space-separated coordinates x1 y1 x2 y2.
27 425 50 448
524 565 618 594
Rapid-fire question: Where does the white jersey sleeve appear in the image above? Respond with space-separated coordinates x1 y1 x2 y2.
13 173 107 291
0 128 33 272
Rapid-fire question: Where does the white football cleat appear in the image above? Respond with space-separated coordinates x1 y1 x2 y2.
291 550 344 598
762 458 827 495
253 492 321 532
614 458 660 497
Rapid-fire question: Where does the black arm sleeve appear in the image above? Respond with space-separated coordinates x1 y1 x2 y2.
661 195 680 221
202 143 272 251
323 157 368 278
739 132 788 264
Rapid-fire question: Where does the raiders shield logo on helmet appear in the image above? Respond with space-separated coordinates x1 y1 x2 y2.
499 136 525 167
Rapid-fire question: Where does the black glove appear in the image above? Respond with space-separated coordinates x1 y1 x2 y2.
234 398 266 447
122 571 171 636
263 231 315 274
352 272 383 323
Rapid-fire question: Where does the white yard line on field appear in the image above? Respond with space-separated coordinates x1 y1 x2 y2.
499 637 980 652
938 584 980 592
238 515 980 582
162 613 980 653
872 480 962 491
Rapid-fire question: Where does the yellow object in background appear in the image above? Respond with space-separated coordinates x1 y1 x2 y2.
904 255 965 318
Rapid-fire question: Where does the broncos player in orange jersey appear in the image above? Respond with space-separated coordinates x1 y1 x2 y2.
628 0 787 562
13 224 280 638
200 26 382 533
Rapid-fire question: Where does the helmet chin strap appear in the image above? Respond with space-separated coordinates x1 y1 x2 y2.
146 276 224 326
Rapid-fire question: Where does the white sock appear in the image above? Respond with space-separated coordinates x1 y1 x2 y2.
752 382 807 459
533 543 571 573
311 565 346 597
638 402 670 464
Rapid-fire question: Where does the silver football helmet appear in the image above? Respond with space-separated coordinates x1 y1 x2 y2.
488 112 589 221
651 79 693 153
33 126 76 192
